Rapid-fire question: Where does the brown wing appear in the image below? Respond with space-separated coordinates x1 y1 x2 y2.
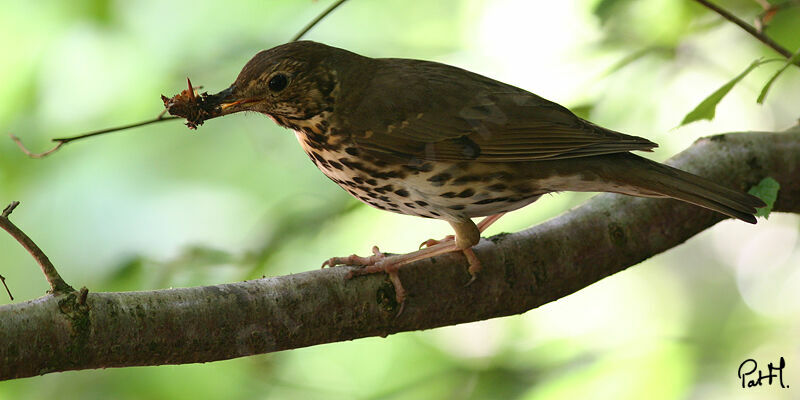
339 58 656 163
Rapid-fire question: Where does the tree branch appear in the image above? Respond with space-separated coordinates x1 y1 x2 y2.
693 0 800 66
291 0 350 41
0 202 74 295
1 129 798 381
10 112 179 159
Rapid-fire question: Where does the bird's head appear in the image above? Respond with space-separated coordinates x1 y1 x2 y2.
211 41 353 125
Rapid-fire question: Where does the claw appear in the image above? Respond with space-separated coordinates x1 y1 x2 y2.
341 255 407 314
386 265 407 316
464 274 477 287
419 235 454 249
395 302 406 317
462 247 481 286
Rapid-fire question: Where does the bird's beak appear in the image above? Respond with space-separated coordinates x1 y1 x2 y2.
213 85 261 115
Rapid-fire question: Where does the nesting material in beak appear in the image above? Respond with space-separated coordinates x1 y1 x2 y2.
163 82 246 129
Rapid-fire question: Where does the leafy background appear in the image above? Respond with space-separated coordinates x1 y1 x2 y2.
1 0 799 399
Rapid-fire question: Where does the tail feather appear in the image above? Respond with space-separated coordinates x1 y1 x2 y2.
609 154 766 224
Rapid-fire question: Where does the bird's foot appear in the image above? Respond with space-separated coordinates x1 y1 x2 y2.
321 240 465 315
419 237 481 285
348 260 408 316
321 245 385 268
321 245 408 314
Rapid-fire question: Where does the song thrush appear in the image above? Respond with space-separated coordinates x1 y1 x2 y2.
166 41 765 309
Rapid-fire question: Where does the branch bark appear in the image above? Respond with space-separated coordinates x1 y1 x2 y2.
1 129 798 381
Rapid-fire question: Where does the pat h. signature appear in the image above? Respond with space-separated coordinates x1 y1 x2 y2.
738 357 788 388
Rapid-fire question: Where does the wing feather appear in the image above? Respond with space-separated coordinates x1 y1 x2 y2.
339 58 656 163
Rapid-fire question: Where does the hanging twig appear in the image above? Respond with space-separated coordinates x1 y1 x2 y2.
0 202 74 294
10 136 65 159
10 81 200 159
51 112 177 143
292 0 350 41
11 112 179 159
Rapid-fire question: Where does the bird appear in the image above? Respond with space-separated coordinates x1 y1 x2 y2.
172 40 765 308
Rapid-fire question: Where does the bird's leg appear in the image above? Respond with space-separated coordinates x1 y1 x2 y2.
449 220 482 281
477 212 507 232
445 213 506 283
346 220 481 291
346 239 461 276
419 212 506 248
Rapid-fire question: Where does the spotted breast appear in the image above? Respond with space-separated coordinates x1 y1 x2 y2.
290 115 546 222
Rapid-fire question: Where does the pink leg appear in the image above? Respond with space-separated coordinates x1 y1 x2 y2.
477 212 506 232
325 213 509 312
419 212 506 248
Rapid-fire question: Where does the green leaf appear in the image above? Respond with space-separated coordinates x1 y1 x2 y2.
679 58 781 127
748 177 781 219
757 48 800 104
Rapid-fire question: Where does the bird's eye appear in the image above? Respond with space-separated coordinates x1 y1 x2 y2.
268 74 288 92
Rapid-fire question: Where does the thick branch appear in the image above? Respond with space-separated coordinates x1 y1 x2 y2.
1 130 798 380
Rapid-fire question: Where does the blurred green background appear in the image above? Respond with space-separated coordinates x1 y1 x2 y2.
1 0 799 399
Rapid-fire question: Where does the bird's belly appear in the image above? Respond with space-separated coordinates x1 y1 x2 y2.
297 145 447 219
296 134 548 221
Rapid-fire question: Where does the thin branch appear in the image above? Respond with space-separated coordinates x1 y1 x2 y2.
50 112 177 143
693 0 800 66
291 0 350 41
0 129 797 380
10 135 65 159
11 113 179 159
0 202 74 294
0 275 12 301
1 201 19 218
